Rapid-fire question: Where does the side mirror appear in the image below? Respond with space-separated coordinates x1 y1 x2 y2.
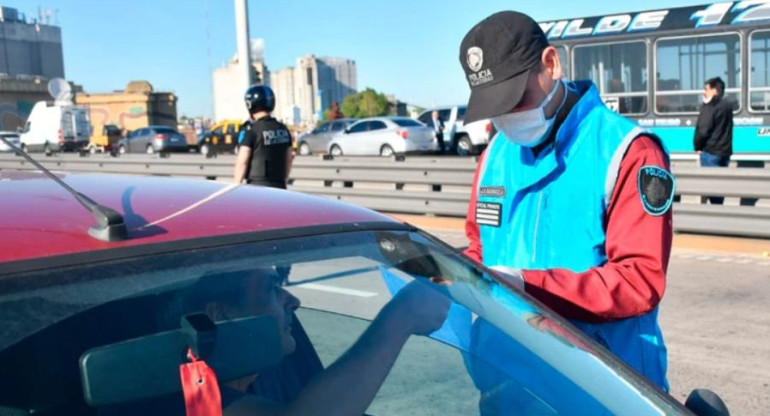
685 389 730 416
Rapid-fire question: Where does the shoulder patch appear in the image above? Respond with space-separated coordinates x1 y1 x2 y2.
637 165 675 216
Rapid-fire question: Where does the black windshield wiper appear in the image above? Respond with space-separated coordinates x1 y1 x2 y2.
0 136 128 242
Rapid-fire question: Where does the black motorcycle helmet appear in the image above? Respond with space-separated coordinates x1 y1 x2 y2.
244 84 276 114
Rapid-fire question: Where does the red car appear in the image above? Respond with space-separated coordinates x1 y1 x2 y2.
0 168 724 415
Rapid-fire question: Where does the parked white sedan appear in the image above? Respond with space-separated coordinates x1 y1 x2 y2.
327 117 435 156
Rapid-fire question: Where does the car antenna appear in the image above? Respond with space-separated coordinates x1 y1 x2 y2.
0 136 128 242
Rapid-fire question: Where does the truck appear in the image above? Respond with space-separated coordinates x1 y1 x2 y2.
87 123 123 154
20 102 92 153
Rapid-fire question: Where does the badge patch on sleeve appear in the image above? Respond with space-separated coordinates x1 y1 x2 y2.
638 166 675 216
475 202 502 227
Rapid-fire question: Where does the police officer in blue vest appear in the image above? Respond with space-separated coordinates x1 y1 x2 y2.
459 11 676 401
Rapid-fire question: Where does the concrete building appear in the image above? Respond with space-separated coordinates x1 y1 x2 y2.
0 7 64 79
386 94 408 117
212 58 269 122
212 38 270 123
268 55 357 126
0 77 51 131
0 6 67 130
75 80 178 136
293 55 319 125
270 66 295 124
317 57 356 111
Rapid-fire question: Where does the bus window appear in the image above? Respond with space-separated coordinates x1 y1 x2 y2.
573 41 647 115
655 34 741 114
557 46 570 79
750 30 770 112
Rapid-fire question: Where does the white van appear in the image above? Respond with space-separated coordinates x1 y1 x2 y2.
417 106 491 156
20 102 92 153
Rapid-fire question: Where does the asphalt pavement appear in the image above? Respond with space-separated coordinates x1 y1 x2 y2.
284 217 770 415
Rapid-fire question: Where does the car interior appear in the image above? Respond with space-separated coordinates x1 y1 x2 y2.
0 272 325 416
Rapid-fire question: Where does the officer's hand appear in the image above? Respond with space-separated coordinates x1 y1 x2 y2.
385 280 450 336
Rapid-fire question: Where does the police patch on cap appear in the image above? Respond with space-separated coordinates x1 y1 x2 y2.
638 166 675 216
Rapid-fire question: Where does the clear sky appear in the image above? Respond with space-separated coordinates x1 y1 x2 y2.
12 0 705 117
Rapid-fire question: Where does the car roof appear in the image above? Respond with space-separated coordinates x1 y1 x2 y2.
211 120 242 128
351 117 412 123
0 172 395 264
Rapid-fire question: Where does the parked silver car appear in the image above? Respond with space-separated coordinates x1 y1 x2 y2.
327 117 435 156
117 126 188 154
297 118 354 155
0 132 21 152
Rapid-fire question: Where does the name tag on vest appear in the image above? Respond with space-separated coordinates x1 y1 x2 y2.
475 202 501 227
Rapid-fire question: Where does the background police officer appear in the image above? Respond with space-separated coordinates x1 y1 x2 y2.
233 84 294 188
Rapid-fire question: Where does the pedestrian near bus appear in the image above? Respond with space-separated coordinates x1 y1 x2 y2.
233 84 294 189
459 10 674 399
694 76 733 205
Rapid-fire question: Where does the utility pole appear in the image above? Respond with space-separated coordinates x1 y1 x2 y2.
234 0 253 94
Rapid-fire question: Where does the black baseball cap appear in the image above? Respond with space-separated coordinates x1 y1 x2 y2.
459 11 550 124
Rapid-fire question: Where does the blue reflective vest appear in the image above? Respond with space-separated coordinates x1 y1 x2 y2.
475 81 668 390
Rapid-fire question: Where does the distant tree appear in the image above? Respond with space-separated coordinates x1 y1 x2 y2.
341 88 389 118
322 109 332 121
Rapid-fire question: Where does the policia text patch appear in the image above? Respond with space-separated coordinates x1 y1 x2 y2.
637 165 675 216
475 202 502 227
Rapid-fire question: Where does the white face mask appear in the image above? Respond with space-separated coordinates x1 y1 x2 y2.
492 80 564 148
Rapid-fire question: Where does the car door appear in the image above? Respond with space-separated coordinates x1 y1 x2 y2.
128 129 140 152
367 120 389 155
337 121 366 155
328 121 349 151
136 128 151 152
310 122 331 153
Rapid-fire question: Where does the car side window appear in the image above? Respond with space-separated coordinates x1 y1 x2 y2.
417 113 431 124
369 121 387 131
212 126 224 135
348 122 369 133
226 124 236 135
438 109 451 121
331 121 346 131
315 123 331 134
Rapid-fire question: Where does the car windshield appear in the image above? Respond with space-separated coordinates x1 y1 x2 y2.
0 228 685 415
392 118 423 127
